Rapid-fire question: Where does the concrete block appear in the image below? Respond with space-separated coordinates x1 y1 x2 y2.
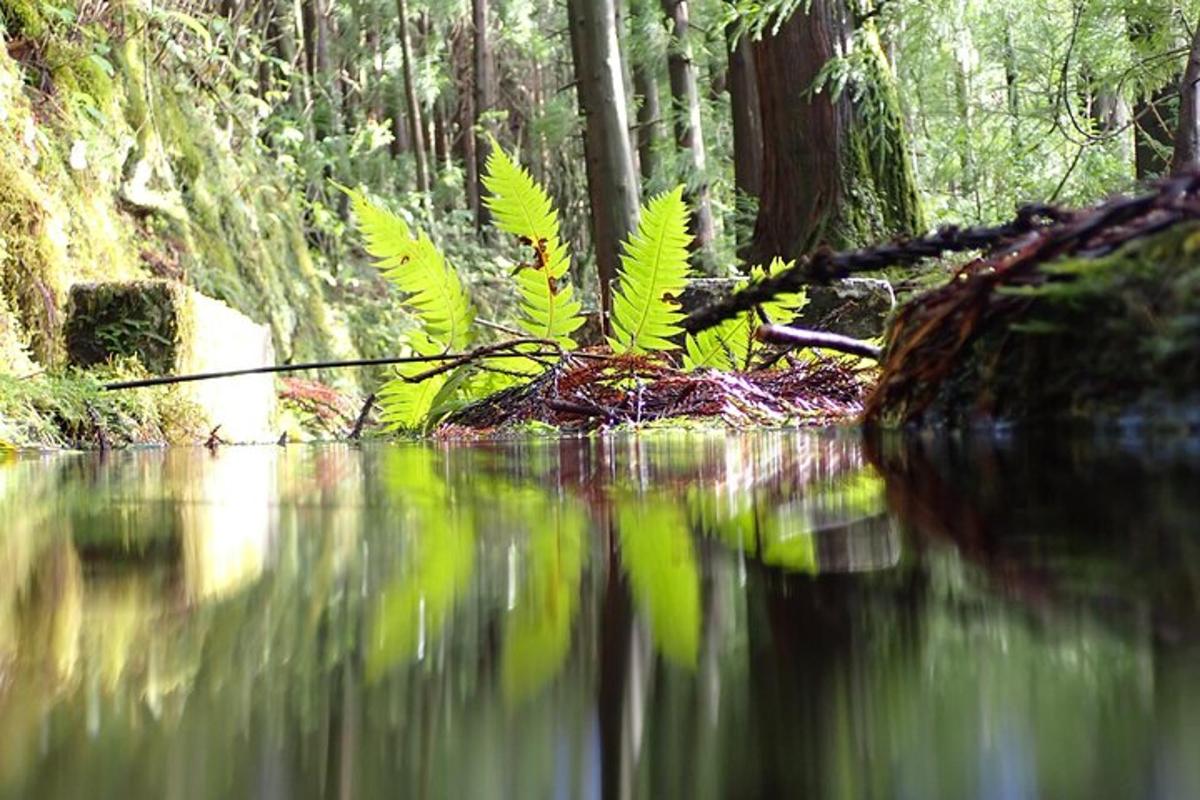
65 280 276 442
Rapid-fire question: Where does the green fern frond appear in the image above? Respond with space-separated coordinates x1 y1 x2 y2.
682 259 809 372
377 332 451 431
342 186 475 350
682 316 749 371
482 140 584 346
756 257 808 325
608 186 693 354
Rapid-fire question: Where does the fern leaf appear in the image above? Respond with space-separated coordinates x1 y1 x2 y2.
377 332 451 431
756 257 808 325
482 140 584 346
343 186 475 350
608 186 693 354
682 316 748 371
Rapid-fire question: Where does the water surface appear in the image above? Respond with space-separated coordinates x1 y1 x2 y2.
1 430 1198 799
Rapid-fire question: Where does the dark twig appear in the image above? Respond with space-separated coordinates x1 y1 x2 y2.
348 392 377 440
681 204 1069 335
755 324 882 360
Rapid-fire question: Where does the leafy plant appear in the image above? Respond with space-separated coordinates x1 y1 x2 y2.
682 258 807 371
608 186 694 354
342 186 476 429
482 138 585 347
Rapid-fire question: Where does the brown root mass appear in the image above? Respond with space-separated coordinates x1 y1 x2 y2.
437 352 872 436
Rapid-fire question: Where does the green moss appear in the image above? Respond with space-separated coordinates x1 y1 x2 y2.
876 223 1200 426
63 281 184 374
0 0 50 39
0 360 206 449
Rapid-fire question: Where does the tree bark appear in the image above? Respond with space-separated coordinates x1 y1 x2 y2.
568 0 641 321
1172 21 1200 173
396 0 430 192
749 2 922 262
473 0 497 229
633 64 661 181
660 0 716 271
453 21 480 220
727 25 762 200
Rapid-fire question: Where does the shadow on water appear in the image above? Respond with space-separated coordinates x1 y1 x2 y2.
0 429 1198 798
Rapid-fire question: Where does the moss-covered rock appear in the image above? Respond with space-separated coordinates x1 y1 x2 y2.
865 222 1200 428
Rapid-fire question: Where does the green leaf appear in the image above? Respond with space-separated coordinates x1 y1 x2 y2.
682 315 750 371
755 257 808 324
482 139 584 347
608 186 694 354
341 185 474 350
376 331 450 431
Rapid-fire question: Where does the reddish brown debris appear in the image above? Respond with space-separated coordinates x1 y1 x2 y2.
437 352 873 436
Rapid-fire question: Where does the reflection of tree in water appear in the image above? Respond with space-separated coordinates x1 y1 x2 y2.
6 431 1193 798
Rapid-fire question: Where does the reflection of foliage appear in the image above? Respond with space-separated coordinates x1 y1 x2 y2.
366 449 476 681
500 492 586 705
618 498 700 668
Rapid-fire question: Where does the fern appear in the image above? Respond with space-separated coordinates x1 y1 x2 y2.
682 258 807 371
608 186 693 354
343 186 475 350
482 140 584 347
342 186 477 429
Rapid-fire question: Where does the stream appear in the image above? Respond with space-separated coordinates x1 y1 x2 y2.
1 430 1198 798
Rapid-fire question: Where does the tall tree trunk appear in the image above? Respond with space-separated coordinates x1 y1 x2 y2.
660 0 716 270
727 25 762 201
749 2 922 262
1172 21 1200 173
568 0 641 322
396 0 430 192
453 22 480 220
473 0 497 230
304 0 340 140
633 64 662 181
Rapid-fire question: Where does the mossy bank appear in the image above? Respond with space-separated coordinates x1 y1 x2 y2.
0 1 403 447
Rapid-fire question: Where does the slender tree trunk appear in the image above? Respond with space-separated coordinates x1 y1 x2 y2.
453 21 480 220
568 0 641 321
727 25 762 201
749 2 922 262
1128 3 1181 179
396 0 430 192
1172 21 1200 173
660 0 716 270
633 64 662 181
473 0 497 230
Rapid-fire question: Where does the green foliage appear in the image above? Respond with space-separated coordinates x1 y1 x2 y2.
608 186 694 354
343 186 477 429
682 258 807 371
482 139 585 347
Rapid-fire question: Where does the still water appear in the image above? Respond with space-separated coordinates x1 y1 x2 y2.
1 430 1199 799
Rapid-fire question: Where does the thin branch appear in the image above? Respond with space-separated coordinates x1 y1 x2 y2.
102 341 563 391
755 325 882 360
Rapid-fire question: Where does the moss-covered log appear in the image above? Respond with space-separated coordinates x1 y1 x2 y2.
865 186 1200 428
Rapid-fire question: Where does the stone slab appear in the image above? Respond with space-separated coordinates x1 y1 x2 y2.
65 280 276 442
